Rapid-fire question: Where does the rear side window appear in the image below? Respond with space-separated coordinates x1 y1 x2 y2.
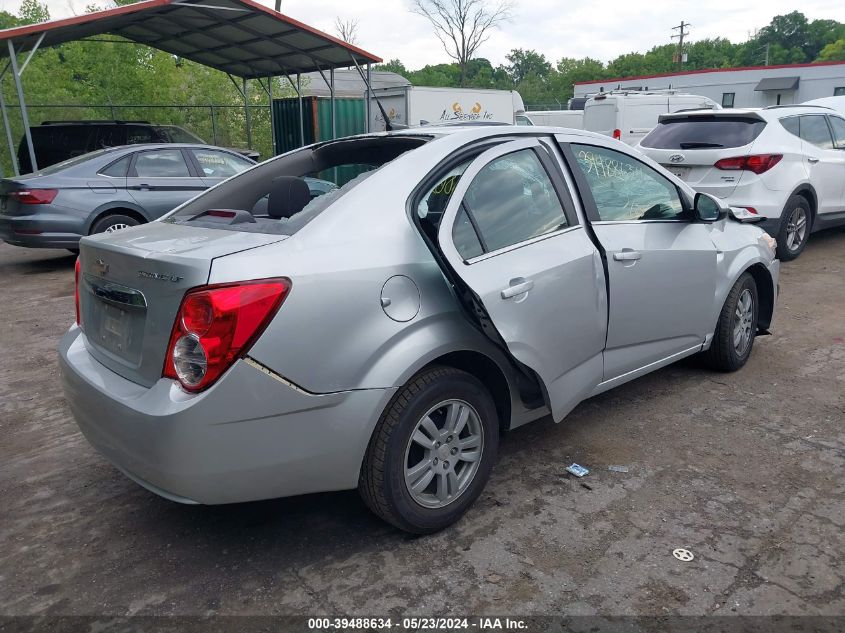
640 117 766 149
799 115 834 149
99 155 130 177
132 149 191 177
459 148 568 256
780 116 800 137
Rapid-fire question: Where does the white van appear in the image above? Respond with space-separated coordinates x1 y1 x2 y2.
524 110 584 129
583 92 719 145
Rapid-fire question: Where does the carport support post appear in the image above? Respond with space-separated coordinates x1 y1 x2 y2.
0 86 20 176
7 40 36 172
267 76 276 156
330 67 336 139
297 73 303 147
243 77 253 150
366 63 371 132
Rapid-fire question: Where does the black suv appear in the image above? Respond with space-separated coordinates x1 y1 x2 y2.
17 121 259 173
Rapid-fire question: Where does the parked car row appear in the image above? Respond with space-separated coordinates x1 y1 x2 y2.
60 125 779 533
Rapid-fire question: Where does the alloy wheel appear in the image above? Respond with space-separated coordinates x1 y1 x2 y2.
104 223 131 233
785 207 807 252
403 399 484 509
733 288 754 356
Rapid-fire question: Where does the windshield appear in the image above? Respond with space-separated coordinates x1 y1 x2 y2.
165 135 430 235
641 117 766 149
152 125 205 144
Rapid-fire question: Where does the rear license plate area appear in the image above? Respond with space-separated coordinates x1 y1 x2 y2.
665 165 691 181
83 279 146 365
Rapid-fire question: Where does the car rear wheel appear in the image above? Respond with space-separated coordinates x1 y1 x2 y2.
776 195 811 261
702 272 758 372
359 366 498 534
90 213 140 236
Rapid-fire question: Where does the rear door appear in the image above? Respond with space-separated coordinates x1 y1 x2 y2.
435 138 607 421
561 139 717 381
797 114 845 214
126 148 208 219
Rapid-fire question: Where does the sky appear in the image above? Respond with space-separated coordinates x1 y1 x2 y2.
2 0 845 69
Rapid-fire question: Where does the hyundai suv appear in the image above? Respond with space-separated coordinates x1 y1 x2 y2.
637 105 845 260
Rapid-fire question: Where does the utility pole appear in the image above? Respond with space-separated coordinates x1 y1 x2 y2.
671 21 691 70
274 0 281 11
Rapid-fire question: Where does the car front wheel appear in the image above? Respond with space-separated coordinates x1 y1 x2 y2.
359 366 499 534
702 272 758 372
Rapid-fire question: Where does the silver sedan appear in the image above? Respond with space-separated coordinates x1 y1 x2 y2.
59 126 779 533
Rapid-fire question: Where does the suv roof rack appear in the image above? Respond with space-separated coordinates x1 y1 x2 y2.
763 105 831 111
39 120 153 125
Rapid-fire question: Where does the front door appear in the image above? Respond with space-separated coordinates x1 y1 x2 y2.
562 140 718 381
435 138 607 421
126 148 208 219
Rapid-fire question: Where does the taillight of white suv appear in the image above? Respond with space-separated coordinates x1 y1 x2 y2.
163 279 291 392
714 154 783 174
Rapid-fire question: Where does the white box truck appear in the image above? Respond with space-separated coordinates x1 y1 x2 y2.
582 92 719 145
369 86 532 130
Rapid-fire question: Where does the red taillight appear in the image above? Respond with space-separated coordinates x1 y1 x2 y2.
9 189 58 204
612 128 622 140
714 154 782 175
740 206 758 215
74 257 81 327
163 278 291 392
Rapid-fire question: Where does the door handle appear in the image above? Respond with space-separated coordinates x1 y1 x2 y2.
613 250 642 261
500 279 534 299
807 157 820 164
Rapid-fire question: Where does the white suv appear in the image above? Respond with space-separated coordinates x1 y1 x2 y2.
637 105 845 260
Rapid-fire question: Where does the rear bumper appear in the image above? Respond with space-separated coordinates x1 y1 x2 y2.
0 212 85 248
59 326 396 504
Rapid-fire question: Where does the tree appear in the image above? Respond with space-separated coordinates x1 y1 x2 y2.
17 0 49 23
375 59 409 76
334 17 359 45
411 0 513 87
504 49 551 84
817 39 845 62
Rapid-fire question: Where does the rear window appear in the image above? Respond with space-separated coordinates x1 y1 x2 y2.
584 102 617 132
165 135 430 235
640 117 766 149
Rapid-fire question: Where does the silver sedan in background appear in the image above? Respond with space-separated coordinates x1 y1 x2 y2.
59 126 779 533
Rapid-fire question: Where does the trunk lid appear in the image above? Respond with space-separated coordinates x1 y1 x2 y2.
78 222 286 387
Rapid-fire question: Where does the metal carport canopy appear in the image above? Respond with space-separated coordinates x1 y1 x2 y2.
0 0 382 174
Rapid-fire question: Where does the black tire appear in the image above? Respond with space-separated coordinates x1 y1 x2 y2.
775 195 812 261
359 366 499 534
90 213 140 235
702 272 758 372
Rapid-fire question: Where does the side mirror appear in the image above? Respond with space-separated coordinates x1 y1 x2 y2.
693 192 728 222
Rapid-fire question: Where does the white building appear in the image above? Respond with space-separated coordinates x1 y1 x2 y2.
573 61 845 108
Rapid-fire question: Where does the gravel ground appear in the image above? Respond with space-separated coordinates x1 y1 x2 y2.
0 230 843 623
